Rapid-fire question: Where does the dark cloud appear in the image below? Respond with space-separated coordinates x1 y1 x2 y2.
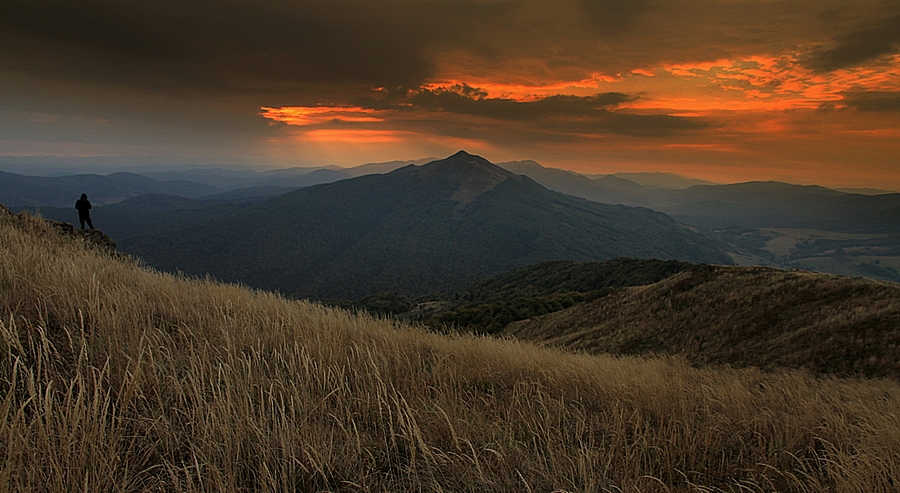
578 0 656 34
0 0 513 94
516 109 711 138
805 13 900 71
359 83 633 112
2 0 893 99
408 85 635 119
844 91 900 112
354 84 709 138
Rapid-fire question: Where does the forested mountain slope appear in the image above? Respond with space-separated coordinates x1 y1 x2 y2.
122 152 732 299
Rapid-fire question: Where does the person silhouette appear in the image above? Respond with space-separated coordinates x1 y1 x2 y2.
75 193 94 229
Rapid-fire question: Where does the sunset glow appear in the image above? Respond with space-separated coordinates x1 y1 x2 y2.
260 106 384 126
2 0 900 189
299 129 407 144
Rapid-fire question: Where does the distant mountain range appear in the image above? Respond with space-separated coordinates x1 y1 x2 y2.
653 181 900 232
608 172 714 189
492 161 900 282
497 160 658 206
12 156 898 235
0 170 222 207
496 161 900 233
137 158 435 190
0 158 434 208
9 152 900 287
117 151 732 299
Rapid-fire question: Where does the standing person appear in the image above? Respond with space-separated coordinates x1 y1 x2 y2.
75 193 94 229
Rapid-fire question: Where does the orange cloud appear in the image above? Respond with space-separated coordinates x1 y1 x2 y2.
421 73 619 102
659 54 900 112
630 68 655 77
425 51 900 119
260 106 384 126
299 129 407 144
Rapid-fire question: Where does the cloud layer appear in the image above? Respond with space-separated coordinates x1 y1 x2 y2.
0 0 516 95
1 0 900 187
6 0 897 96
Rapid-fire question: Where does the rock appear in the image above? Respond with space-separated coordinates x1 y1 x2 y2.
1 203 118 254
74 228 117 253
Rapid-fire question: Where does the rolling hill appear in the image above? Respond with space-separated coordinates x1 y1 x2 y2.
506 265 900 379
3 202 900 491
610 172 714 189
497 160 900 280
0 170 222 207
20 193 266 240
1 158 427 211
136 158 430 190
121 151 732 299
422 258 696 334
654 181 900 232
17 156 900 286
501 160 900 233
454 258 694 305
498 160 658 206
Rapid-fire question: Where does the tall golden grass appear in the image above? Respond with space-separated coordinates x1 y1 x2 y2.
2 208 900 492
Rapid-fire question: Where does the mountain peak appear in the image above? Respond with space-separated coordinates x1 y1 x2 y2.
415 151 515 203
450 149 479 159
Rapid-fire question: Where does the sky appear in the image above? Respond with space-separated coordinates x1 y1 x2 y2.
2 0 900 189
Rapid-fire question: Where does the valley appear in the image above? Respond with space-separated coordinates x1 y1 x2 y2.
718 227 900 282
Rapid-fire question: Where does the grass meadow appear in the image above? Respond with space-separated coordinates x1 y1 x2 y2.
505 264 900 380
2 208 900 492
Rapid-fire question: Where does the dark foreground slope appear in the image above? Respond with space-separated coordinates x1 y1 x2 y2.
506 265 900 378
123 152 731 299
4 206 900 491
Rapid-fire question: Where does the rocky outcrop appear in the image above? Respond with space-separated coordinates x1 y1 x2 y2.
1 203 118 254
51 220 118 253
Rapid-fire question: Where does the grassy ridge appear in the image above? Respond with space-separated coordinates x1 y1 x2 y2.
506 265 900 379
425 259 694 333
2 208 900 491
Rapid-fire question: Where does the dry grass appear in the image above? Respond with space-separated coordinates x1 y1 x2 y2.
506 266 900 379
2 208 900 491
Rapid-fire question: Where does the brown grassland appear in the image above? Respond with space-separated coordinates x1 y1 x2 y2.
506 265 900 380
1 208 900 491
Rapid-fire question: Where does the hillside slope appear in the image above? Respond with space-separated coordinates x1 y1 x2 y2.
456 258 694 304
506 265 900 378
420 258 694 334
122 151 731 299
2 206 900 491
